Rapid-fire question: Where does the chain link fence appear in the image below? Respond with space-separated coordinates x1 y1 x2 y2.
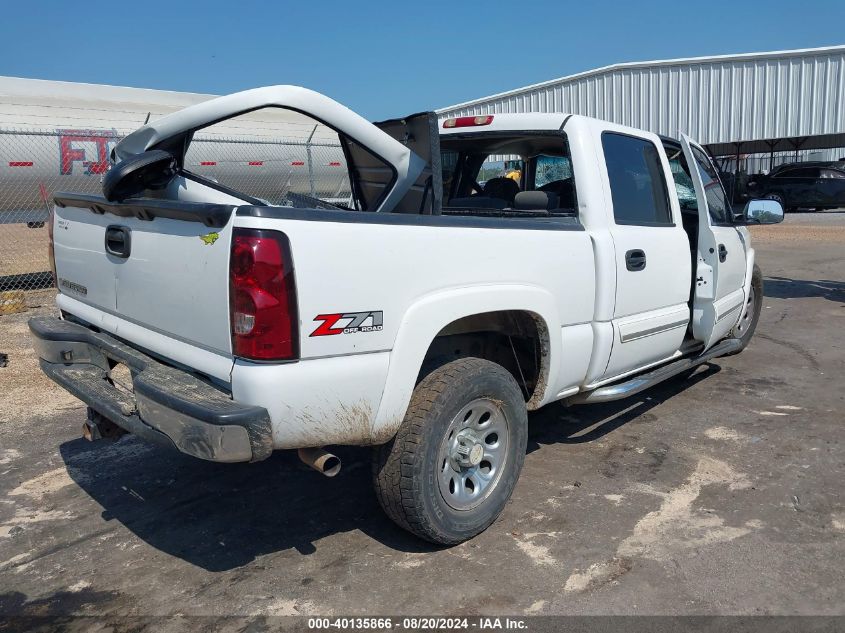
0 128 349 294
186 135 350 207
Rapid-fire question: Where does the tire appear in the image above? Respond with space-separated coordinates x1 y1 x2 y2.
724 264 763 355
372 358 528 545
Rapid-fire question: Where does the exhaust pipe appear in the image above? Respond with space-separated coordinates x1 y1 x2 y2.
297 447 341 477
82 419 99 441
83 411 127 442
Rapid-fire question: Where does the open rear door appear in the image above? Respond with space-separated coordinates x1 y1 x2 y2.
679 134 748 349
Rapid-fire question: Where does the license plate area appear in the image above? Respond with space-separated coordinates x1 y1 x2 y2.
107 360 136 411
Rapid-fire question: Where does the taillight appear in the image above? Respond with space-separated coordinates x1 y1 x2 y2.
47 207 57 285
442 115 494 129
229 228 298 361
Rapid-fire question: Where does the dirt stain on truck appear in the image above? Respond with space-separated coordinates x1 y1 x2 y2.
526 314 551 410
294 399 377 446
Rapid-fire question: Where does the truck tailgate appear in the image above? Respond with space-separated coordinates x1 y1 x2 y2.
52 195 235 357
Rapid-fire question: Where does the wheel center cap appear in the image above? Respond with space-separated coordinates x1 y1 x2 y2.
453 429 484 468
468 443 484 466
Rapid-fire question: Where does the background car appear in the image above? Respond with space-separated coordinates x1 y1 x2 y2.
746 161 845 211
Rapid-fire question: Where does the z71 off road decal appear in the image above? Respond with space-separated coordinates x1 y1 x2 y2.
311 311 383 336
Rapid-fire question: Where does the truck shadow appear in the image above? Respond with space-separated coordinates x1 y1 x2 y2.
764 276 845 303
58 438 439 572
526 363 721 451
57 364 718 572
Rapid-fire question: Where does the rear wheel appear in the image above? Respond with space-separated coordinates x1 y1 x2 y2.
372 358 527 545
724 264 763 355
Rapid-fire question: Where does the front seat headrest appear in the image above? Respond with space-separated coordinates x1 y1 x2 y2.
514 191 559 210
483 177 520 204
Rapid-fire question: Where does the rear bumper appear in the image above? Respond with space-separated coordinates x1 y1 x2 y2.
29 316 273 463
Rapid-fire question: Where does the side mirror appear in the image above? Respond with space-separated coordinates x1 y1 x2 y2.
737 199 784 225
102 150 178 202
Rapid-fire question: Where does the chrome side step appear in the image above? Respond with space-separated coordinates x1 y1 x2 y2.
568 338 742 404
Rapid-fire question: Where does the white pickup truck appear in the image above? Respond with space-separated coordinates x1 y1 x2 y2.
30 86 783 544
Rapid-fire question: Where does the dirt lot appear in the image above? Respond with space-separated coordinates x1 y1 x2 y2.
0 214 843 623
0 223 49 278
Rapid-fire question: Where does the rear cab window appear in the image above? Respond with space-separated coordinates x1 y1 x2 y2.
439 132 578 218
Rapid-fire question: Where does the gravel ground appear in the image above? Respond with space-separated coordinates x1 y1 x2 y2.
0 213 842 625
750 210 845 242
0 223 49 278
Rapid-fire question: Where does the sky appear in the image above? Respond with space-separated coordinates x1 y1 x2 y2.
1 0 844 120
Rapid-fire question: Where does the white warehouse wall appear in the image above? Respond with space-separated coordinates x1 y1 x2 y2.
436 46 845 148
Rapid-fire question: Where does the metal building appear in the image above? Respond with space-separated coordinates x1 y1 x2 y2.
436 45 845 167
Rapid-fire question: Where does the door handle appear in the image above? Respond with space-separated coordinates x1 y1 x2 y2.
105 225 131 259
718 244 728 263
625 249 647 271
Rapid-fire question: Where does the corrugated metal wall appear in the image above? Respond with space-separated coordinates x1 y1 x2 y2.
437 47 845 147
